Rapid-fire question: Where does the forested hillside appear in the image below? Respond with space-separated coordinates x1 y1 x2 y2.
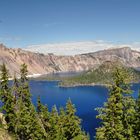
59 61 140 87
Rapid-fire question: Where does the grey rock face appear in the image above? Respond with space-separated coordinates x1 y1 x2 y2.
0 44 140 77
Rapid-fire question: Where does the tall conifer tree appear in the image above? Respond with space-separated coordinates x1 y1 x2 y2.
15 64 47 139
37 96 50 133
96 67 134 140
134 92 140 139
65 99 88 140
48 105 59 140
121 96 136 139
19 63 31 107
0 63 15 132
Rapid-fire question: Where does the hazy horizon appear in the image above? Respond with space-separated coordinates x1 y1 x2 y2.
24 40 140 55
1 40 140 55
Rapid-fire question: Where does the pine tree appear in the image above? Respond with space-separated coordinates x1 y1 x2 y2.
12 75 20 105
96 67 134 140
58 107 66 135
37 96 50 133
121 96 136 139
0 63 15 132
37 95 42 113
65 99 81 139
15 97 47 140
55 107 67 140
19 63 31 107
64 99 88 140
134 91 140 139
48 105 59 140
20 63 28 83
14 64 47 139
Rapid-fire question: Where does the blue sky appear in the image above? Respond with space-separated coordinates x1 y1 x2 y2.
0 0 140 48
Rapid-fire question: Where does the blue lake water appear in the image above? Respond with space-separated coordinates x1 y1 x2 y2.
29 81 140 140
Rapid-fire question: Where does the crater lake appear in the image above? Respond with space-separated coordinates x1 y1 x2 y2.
29 80 140 140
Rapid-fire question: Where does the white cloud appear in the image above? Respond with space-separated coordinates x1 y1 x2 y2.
130 42 140 51
24 41 140 56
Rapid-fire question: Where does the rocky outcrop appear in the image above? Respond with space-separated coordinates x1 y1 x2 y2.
84 47 140 68
0 113 7 129
0 128 14 140
0 43 140 77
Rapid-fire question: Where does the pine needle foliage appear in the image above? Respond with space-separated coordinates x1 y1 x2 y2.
0 63 15 133
0 63 88 140
96 67 136 140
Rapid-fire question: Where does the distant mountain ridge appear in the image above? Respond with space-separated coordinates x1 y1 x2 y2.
25 41 140 55
59 61 140 87
0 43 140 77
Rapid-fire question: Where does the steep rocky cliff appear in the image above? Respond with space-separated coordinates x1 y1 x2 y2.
0 43 140 77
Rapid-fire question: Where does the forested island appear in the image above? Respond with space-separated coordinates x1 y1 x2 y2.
60 62 140 87
36 61 140 87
